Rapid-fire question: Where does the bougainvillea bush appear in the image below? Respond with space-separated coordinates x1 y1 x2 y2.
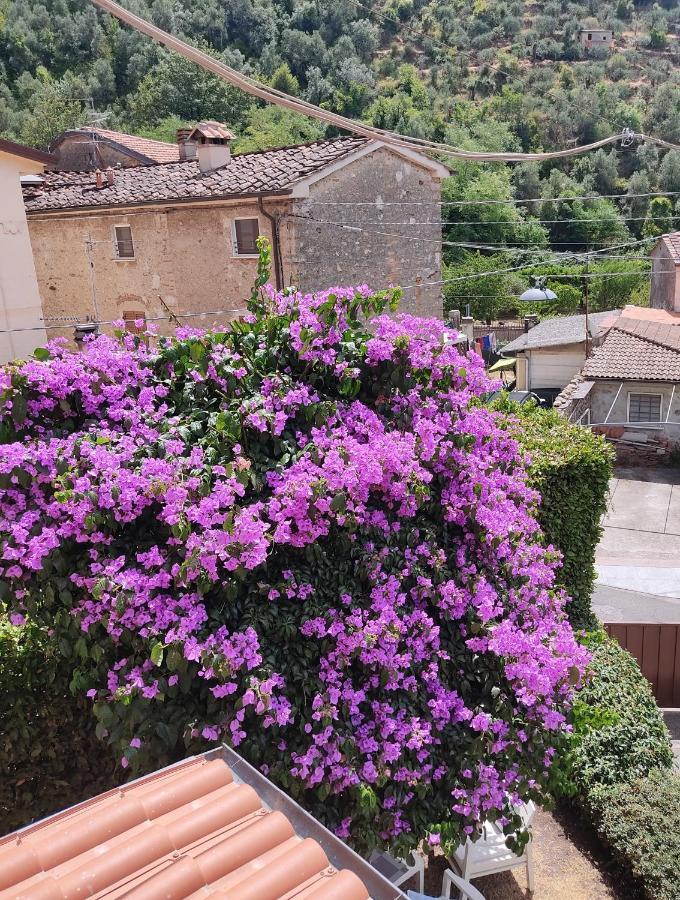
0 269 588 855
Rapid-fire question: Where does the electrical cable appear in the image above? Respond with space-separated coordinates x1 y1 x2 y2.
303 190 680 206
89 0 680 164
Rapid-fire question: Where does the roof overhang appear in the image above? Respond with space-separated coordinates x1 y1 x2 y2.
289 139 450 199
0 137 56 175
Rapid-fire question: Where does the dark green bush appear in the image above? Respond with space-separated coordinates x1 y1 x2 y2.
598 770 680 900
0 620 119 836
514 406 614 628
568 631 673 810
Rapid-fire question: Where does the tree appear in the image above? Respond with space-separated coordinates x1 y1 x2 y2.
19 78 85 149
232 105 326 153
643 196 678 237
126 46 251 128
659 150 680 194
443 251 513 322
269 63 299 97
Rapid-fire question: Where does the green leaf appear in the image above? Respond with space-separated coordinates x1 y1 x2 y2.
150 642 164 667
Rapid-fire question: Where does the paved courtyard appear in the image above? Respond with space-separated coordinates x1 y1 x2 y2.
594 466 680 620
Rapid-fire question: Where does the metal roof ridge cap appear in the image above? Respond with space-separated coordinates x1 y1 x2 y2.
212 746 406 900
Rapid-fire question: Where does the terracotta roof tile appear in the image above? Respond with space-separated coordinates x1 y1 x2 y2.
656 231 680 263
0 753 374 900
582 326 680 382
190 121 235 141
24 138 368 212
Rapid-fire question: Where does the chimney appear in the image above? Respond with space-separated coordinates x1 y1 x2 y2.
95 168 103 189
188 121 234 173
524 314 539 332
105 166 115 186
177 127 197 161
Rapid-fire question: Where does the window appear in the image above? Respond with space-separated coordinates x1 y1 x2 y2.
575 409 591 426
122 310 146 333
233 218 260 256
114 225 134 259
628 392 662 423
587 32 592 39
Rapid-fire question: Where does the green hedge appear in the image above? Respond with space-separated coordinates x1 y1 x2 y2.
514 406 614 628
598 770 680 900
0 620 119 836
556 631 676 900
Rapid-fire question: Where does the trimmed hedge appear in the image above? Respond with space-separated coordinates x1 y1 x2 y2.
556 631 676 900
598 770 680 900
0 621 119 836
514 407 614 628
568 631 673 809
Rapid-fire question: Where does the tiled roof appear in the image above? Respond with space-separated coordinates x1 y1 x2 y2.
0 752 377 899
55 128 181 164
24 138 368 212
615 315 680 350
190 121 235 141
655 232 680 263
582 326 680 382
501 309 620 353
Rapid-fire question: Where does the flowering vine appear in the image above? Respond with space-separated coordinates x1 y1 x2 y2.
0 277 588 856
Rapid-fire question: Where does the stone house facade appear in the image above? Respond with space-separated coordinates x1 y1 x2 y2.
650 232 680 313
24 127 447 335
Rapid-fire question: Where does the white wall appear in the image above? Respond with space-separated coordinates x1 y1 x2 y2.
526 345 586 390
0 152 47 362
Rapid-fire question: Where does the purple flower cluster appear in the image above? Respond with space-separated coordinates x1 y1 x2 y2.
0 285 588 853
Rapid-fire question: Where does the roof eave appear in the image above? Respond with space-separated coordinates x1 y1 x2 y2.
25 187 293 216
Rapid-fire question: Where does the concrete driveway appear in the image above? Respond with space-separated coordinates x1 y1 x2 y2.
594 467 680 622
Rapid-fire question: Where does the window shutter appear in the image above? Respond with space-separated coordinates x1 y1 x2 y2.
234 219 260 255
115 226 134 259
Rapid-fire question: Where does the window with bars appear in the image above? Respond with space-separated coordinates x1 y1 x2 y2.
628 393 662 423
114 225 135 259
233 218 260 256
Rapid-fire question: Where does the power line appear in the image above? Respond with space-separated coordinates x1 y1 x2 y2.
303 190 680 206
90 0 680 164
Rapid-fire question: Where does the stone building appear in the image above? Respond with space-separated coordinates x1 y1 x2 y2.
650 232 680 313
0 137 54 362
24 124 447 333
579 28 613 48
50 127 180 171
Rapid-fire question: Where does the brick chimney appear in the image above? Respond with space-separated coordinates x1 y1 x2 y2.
188 121 234 173
177 127 197 161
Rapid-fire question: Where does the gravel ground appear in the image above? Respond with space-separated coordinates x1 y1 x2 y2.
410 807 638 900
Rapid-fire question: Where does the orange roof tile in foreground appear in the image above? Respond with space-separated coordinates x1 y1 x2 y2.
0 748 404 900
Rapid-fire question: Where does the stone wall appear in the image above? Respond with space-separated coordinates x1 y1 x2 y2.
27 200 283 336
286 147 443 316
53 136 147 172
650 243 679 312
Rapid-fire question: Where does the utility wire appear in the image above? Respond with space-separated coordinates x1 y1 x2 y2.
89 0 680 163
303 190 680 206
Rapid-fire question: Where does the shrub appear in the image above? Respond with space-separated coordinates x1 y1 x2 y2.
0 275 588 854
513 407 614 628
566 631 672 810
598 770 680 900
0 619 118 836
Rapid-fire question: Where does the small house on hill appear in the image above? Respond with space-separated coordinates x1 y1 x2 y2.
23 123 448 333
580 28 613 48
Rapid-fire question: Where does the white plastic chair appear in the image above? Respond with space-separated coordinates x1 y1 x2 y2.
407 869 486 900
369 848 425 892
447 800 536 893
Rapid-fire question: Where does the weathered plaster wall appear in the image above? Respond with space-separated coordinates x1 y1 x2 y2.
650 244 679 312
0 153 47 362
286 148 443 316
28 201 279 335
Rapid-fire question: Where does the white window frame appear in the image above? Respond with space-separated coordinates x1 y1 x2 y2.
113 224 135 260
626 391 663 425
574 408 591 426
231 217 260 258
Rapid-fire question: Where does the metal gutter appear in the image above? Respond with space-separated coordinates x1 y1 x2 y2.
213 745 407 900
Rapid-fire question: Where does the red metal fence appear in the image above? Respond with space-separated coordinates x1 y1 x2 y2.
605 623 680 707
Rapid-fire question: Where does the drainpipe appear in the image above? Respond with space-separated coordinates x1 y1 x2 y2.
257 196 283 290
